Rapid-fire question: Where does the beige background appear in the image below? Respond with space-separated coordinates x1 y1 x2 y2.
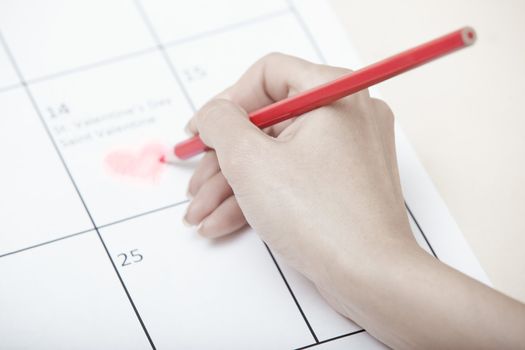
328 0 525 302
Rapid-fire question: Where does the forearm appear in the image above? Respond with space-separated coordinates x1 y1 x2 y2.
328 243 525 349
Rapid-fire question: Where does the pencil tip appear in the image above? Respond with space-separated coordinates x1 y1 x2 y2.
159 152 182 165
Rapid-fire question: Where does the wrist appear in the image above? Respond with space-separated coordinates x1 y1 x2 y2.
317 228 427 320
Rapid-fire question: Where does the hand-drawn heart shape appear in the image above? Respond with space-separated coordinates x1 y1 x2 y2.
104 142 168 181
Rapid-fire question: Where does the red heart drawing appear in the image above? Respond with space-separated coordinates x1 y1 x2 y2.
104 142 168 181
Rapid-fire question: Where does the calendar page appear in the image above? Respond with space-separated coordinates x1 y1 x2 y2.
0 0 489 349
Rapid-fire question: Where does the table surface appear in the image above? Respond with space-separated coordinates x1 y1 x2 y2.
329 0 525 302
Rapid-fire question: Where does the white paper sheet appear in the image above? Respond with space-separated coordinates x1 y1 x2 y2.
0 0 489 348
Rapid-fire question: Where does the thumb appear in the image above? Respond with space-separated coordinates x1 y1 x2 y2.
191 98 271 175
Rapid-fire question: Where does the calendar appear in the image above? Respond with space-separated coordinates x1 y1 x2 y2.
0 0 489 349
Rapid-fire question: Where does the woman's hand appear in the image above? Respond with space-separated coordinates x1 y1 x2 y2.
182 53 525 349
183 53 414 277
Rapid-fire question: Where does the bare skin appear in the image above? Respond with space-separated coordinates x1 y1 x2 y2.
182 53 525 349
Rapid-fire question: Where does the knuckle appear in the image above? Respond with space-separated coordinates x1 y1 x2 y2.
333 90 368 116
261 52 288 64
254 52 288 70
195 102 218 128
196 99 244 130
264 51 283 60
305 64 351 85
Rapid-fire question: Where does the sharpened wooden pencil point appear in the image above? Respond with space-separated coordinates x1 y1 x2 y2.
160 152 182 165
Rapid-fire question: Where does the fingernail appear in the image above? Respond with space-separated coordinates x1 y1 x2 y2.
182 206 193 227
196 221 205 235
182 216 193 227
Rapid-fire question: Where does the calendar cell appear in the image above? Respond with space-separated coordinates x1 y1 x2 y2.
0 232 151 349
29 52 195 226
0 89 91 256
167 12 321 107
140 0 288 43
100 204 315 349
0 0 154 80
0 44 19 89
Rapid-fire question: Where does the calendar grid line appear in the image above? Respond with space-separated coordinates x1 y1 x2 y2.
286 0 327 64
0 30 157 350
405 202 437 258
97 199 190 230
161 8 291 49
264 243 319 344
295 329 367 350
26 46 159 86
0 83 20 94
0 228 95 259
133 0 196 111
0 199 190 260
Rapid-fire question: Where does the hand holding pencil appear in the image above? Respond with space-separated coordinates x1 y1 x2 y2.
181 26 476 239
178 26 477 239
177 28 525 349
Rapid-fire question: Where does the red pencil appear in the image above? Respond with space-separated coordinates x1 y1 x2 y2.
164 26 476 161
